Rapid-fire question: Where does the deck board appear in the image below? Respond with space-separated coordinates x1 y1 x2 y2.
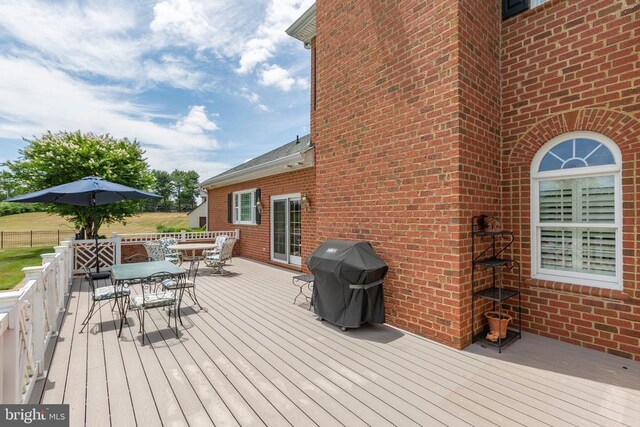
64 279 89 427
225 269 633 426
212 272 592 427
38 258 640 427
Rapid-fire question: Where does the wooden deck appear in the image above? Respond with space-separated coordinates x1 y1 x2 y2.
35 258 640 427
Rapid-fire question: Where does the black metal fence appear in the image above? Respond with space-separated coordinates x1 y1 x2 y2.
0 231 75 249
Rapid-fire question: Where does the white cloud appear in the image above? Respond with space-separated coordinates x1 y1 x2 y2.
144 55 205 89
237 0 314 74
150 0 255 57
145 146 229 180
149 0 314 86
240 87 260 104
240 87 271 112
172 106 218 134
259 64 308 91
0 56 219 162
0 0 311 175
0 0 144 81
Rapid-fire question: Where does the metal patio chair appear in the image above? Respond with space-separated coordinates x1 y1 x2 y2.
128 271 187 345
158 238 182 265
203 237 237 275
79 267 130 335
202 235 228 259
142 241 164 261
162 259 202 309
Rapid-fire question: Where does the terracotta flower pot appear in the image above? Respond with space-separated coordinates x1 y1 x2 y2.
485 311 512 339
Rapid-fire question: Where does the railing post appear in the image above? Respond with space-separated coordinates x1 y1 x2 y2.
181 230 187 242
30 230 33 247
0 311 19 403
23 266 46 377
113 234 121 265
54 246 67 310
62 240 74 293
41 254 59 335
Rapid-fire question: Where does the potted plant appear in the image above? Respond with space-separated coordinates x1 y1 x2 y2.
485 311 512 340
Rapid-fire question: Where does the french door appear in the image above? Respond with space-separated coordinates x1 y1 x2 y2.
271 194 302 266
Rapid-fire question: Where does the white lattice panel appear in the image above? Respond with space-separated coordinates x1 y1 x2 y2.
74 239 116 272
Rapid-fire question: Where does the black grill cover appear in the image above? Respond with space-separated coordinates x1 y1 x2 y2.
307 240 388 328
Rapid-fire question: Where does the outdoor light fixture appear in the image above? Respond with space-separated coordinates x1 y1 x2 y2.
301 194 311 211
256 199 264 214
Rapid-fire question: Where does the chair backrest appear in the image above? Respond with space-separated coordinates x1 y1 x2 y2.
143 241 164 261
82 266 97 294
141 271 186 307
214 235 228 252
219 238 237 262
159 238 179 257
187 259 199 282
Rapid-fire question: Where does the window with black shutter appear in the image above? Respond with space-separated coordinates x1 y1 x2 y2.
227 193 232 223
502 0 529 20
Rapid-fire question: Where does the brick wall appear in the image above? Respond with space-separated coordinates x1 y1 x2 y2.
457 1 503 343
313 0 469 347
207 167 316 270
501 0 640 359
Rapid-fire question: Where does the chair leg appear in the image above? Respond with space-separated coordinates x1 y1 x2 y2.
141 311 146 345
80 300 97 332
189 288 202 309
175 303 180 336
118 296 129 337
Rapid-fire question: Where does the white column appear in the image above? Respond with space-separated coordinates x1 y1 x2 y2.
54 246 67 310
23 266 46 377
0 311 19 403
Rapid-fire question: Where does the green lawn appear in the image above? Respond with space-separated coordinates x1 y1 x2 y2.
0 247 52 291
0 212 188 233
0 212 191 290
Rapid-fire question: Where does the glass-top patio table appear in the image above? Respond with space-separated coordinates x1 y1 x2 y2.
167 243 217 261
111 261 187 339
111 260 186 282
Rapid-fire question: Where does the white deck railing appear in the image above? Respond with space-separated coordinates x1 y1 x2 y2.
117 229 239 244
0 229 239 403
0 240 74 403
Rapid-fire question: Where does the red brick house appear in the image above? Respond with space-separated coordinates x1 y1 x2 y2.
202 135 316 268
205 0 640 360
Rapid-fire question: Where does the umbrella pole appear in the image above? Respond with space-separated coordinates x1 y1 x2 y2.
93 197 100 273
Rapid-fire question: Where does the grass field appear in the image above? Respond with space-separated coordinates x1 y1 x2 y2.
0 246 52 290
0 212 189 233
0 212 191 290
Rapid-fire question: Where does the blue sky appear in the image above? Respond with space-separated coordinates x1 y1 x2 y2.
0 0 313 181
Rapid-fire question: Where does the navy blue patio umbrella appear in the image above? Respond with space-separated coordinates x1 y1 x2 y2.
6 176 161 272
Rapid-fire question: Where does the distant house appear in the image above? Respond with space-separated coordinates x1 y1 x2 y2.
187 200 208 228
200 135 315 268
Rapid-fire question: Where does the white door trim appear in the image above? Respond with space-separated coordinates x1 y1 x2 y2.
270 193 301 266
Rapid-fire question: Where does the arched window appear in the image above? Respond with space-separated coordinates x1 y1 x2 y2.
531 131 622 289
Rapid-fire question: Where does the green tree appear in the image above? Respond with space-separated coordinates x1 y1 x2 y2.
171 169 199 211
0 170 26 200
151 169 174 211
4 131 153 237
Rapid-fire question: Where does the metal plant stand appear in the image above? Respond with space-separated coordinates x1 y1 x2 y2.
471 216 522 352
